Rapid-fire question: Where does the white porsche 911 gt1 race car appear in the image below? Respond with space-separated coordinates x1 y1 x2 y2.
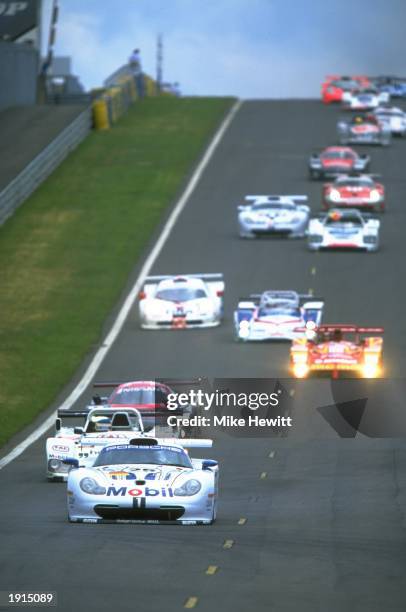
238 195 310 238
67 440 218 524
234 290 324 341
307 209 380 252
138 274 224 329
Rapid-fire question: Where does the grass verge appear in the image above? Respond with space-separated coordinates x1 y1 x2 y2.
0 96 235 448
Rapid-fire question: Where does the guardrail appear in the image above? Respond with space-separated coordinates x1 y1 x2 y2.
0 106 92 227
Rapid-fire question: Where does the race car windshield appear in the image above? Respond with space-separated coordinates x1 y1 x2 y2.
94 447 192 468
326 216 362 226
155 288 207 301
316 331 357 344
322 151 355 160
331 79 359 89
336 178 373 187
258 307 300 317
109 387 169 406
252 203 293 211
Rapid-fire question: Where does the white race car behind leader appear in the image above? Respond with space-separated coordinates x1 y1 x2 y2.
139 274 224 329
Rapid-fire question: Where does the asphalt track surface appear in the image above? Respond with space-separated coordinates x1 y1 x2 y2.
1 100 406 612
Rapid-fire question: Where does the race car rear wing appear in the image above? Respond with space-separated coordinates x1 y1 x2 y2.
140 274 224 299
317 325 384 334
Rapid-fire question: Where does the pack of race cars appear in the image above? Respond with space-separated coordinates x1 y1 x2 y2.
52 73 405 524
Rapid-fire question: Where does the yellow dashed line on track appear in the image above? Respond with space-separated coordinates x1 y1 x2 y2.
206 565 218 575
260 471 268 479
308 288 314 296
311 266 317 275
238 517 247 525
223 539 234 549
184 596 198 608
289 389 295 397
268 451 275 459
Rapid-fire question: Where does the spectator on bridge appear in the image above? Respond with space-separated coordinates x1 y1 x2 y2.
128 48 145 98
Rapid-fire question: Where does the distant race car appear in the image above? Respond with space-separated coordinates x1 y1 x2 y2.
139 274 224 329
234 290 323 341
337 114 391 146
290 324 384 379
307 209 380 251
309 146 370 180
46 407 145 481
373 106 406 136
374 76 406 98
238 195 310 238
342 88 389 110
87 380 195 433
321 75 370 104
67 439 219 524
322 174 385 212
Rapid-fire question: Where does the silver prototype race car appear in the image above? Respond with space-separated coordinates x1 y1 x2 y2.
67 440 218 525
234 290 323 341
238 195 310 238
138 274 224 329
307 209 380 252
337 114 391 146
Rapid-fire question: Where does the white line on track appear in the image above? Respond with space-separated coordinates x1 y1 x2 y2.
0 99 242 471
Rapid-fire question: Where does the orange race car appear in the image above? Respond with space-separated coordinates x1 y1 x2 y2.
290 324 383 379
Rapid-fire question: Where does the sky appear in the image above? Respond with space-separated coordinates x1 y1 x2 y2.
42 0 406 98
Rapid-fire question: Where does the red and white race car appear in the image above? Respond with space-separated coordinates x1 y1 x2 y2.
321 75 370 104
322 174 385 212
309 146 370 180
88 380 178 430
290 324 384 379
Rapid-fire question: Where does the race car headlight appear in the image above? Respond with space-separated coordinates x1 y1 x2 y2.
364 234 377 244
239 320 250 338
174 479 201 496
369 189 381 203
79 477 106 495
292 363 309 378
329 189 341 203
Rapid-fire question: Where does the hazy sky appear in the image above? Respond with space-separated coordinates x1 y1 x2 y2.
43 0 406 97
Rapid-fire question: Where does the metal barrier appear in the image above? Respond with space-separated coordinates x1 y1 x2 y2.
0 107 92 227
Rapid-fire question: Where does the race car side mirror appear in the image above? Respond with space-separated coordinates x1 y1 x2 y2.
55 418 61 432
74 427 84 434
202 459 218 470
139 291 146 300
92 394 103 405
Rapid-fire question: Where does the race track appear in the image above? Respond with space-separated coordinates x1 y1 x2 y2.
1 100 406 612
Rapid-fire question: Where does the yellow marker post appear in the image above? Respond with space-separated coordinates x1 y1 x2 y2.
206 565 218 575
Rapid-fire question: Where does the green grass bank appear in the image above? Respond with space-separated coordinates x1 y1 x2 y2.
0 96 235 448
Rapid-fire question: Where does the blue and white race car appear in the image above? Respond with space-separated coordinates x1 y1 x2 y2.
307 209 380 252
238 195 310 238
375 76 406 98
342 87 389 110
67 440 218 525
234 290 323 341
